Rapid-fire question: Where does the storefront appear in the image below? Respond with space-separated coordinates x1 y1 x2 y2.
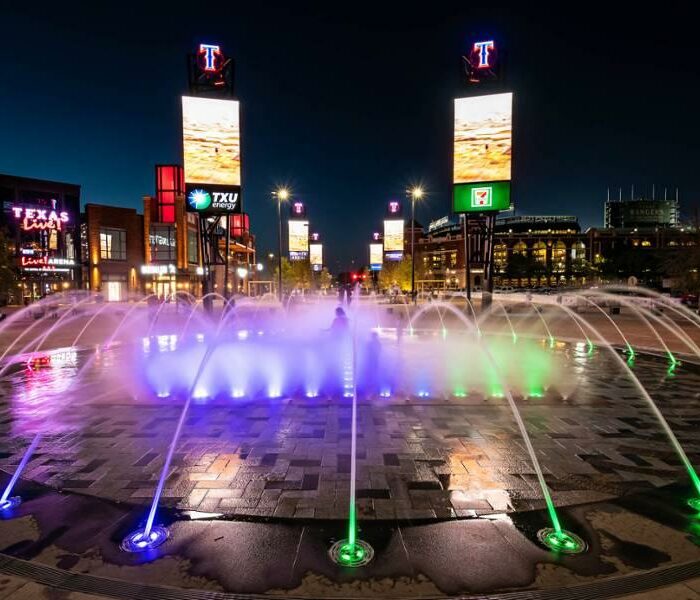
0 174 81 303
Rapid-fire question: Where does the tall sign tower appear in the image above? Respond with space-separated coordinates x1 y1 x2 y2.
454 38 512 305
182 43 242 308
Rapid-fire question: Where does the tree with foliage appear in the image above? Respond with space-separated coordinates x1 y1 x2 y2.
571 257 598 283
504 253 542 286
377 256 424 291
598 245 662 285
275 257 312 292
661 244 700 293
318 267 333 291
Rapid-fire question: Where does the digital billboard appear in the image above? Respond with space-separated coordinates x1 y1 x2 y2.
453 181 511 213
369 243 383 270
310 243 323 271
289 220 309 260
182 96 241 187
454 93 512 184
383 219 404 256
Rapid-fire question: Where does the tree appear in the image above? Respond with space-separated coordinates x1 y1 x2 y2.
275 257 312 292
661 244 700 293
377 256 423 291
0 228 17 305
504 253 539 286
319 267 333 291
599 245 662 285
571 257 598 283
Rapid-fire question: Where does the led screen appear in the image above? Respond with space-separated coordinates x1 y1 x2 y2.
288 220 309 254
383 219 404 253
369 243 383 267
182 96 241 185
310 243 323 267
454 93 512 184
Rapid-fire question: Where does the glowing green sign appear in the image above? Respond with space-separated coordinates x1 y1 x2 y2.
453 181 510 213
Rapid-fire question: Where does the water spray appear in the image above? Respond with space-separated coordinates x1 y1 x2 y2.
329 309 373 567
122 333 221 552
0 434 42 512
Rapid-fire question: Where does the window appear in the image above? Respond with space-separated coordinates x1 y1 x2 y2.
100 228 126 260
150 225 176 262
187 229 199 264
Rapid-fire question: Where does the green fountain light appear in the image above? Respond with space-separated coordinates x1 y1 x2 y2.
548 336 555 349
329 538 374 567
668 353 679 376
537 528 587 554
586 340 594 356
688 498 700 511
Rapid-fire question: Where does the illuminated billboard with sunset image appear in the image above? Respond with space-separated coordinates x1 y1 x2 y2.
453 92 512 183
182 96 241 185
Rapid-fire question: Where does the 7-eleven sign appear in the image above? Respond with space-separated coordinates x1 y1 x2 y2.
471 186 492 208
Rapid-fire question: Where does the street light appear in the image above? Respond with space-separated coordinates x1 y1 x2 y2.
408 186 423 304
272 187 290 302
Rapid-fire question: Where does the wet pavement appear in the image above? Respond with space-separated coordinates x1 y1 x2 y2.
2 303 700 597
1 344 699 521
2 472 700 598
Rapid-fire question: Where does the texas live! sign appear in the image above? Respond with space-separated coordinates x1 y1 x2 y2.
185 184 241 214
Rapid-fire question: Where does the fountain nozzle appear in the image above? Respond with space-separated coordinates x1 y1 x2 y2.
0 497 21 512
537 528 586 554
120 526 169 552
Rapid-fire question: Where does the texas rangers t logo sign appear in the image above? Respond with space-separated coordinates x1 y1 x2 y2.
199 44 221 72
473 40 495 68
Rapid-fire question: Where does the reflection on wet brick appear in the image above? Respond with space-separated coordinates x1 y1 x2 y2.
1 346 699 520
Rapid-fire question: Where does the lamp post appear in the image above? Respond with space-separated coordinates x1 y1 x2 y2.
272 188 289 302
408 186 423 304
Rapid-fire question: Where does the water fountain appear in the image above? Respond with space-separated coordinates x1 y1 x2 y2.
1 286 700 564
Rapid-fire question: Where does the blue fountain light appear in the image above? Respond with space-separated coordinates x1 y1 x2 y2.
0 434 42 514
121 525 169 553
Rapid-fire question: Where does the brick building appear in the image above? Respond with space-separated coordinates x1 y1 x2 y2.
82 204 144 300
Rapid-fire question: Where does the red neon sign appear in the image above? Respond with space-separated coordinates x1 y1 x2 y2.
21 255 50 268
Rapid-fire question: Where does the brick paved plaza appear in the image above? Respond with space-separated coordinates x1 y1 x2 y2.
2 301 700 599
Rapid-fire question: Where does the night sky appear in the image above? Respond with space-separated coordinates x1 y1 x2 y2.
1 4 698 270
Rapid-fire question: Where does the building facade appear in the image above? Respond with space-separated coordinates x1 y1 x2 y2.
0 173 81 303
82 204 144 300
416 213 697 290
142 165 203 299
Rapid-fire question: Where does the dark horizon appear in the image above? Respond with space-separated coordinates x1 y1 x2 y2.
1 4 698 270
